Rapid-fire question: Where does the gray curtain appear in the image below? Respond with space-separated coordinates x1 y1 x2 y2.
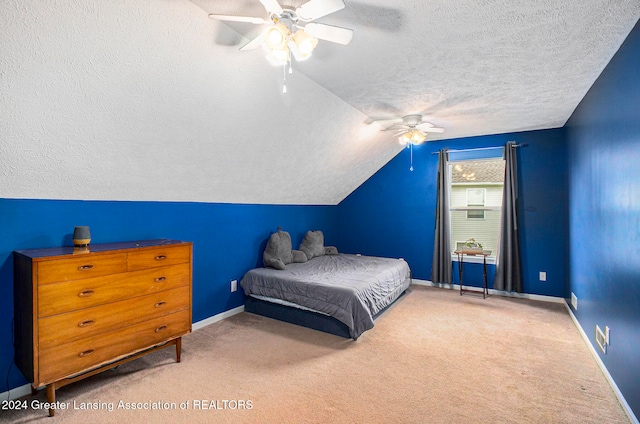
431 149 452 284
494 141 522 292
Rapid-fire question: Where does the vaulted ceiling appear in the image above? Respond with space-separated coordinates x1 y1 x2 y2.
1 1 639 205
198 0 640 138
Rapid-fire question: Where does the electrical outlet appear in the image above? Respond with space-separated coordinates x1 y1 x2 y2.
571 292 578 310
539 271 547 281
231 279 238 292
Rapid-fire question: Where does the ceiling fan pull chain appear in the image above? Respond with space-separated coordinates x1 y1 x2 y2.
409 144 414 171
282 64 287 94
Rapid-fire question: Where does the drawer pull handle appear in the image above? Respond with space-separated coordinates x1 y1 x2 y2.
155 255 167 261
78 265 94 271
78 349 95 357
155 325 167 333
155 276 167 282
155 301 167 308
78 320 95 327
78 290 95 297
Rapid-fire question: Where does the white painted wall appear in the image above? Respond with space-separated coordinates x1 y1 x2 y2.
0 0 401 205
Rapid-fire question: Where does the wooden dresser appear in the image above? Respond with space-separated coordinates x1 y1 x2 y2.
13 239 192 416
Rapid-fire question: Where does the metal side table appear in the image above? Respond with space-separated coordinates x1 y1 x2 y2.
454 249 491 299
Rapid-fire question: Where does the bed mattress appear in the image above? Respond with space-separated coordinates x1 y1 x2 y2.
240 253 411 339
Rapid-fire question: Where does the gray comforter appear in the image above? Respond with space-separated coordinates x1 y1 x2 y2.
240 253 411 339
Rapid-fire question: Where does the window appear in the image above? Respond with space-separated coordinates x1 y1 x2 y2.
449 158 505 257
466 188 485 219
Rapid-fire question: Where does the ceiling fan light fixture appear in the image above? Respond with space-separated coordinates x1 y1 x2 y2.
399 132 411 146
294 29 318 56
289 29 318 61
399 129 427 145
264 22 289 50
266 46 290 66
216 0 352 92
211 0 353 67
411 129 427 144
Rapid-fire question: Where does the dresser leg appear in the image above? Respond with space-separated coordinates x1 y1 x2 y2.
46 383 56 417
176 337 182 363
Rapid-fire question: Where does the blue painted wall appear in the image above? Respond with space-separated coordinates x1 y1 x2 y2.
337 128 568 297
0 198 337 392
565 20 640 417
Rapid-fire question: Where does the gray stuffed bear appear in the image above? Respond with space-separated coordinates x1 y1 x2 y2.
263 227 307 270
299 230 338 260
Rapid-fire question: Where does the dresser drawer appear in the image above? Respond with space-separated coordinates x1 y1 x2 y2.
128 244 191 271
38 286 191 350
39 309 190 384
37 253 128 285
38 263 190 317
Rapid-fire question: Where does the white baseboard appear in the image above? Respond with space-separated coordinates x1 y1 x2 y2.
0 381 32 402
1 305 247 401
411 279 566 303
563 303 639 424
192 305 245 331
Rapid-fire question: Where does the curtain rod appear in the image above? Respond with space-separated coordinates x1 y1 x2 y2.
431 142 527 155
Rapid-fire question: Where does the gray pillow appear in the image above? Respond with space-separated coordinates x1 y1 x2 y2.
263 228 293 270
324 246 339 255
291 249 308 263
299 230 326 260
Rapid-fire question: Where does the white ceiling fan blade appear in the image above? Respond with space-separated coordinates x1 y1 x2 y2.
418 126 445 133
296 0 345 21
415 122 435 130
382 124 408 132
240 34 265 51
304 23 353 45
208 14 266 24
259 0 284 16
415 121 445 133
369 117 403 124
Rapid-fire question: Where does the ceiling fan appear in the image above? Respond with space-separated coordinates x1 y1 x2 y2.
374 114 445 145
209 0 353 66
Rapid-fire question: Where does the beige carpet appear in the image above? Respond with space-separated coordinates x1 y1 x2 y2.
2 285 629 423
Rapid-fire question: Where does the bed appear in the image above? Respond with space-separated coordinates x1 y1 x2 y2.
240 251 411 340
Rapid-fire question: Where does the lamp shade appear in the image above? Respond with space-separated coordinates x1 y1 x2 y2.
399 132 411 145
72 226 91 247
291 29 318 60
264 22 289 50
410 129 427 144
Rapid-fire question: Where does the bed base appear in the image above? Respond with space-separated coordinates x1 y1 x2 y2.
244 290 407 340
245 295 352 338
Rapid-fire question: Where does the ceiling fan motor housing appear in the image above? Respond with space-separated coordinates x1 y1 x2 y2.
403 114 423 127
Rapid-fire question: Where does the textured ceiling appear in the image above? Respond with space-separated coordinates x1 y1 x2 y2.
1 1 639 205
197 0 640 140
